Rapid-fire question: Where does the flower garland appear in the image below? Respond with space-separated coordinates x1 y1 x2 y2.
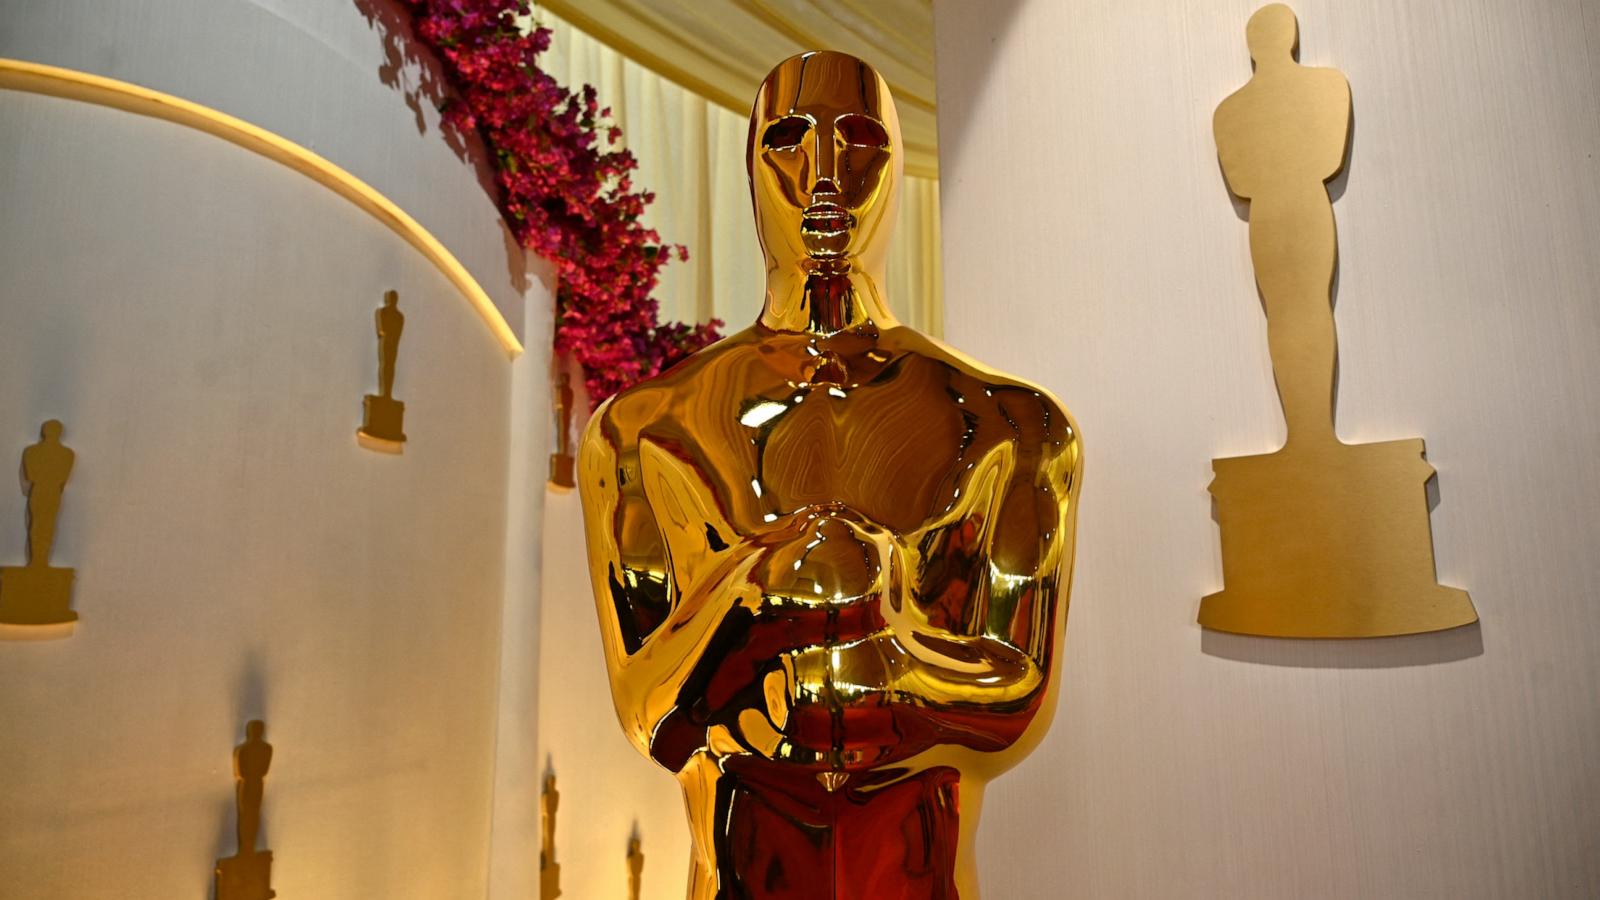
405 0 721 405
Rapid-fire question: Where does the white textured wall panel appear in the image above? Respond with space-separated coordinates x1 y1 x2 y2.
0 2 550 896
933 0 1600 897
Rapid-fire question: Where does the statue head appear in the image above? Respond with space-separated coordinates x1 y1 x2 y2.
40 419 62 442
747 51 902 272
383 289 399 308
1247 4 1298 64
245 720 265 741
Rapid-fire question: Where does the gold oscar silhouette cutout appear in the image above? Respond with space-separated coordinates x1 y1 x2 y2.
539 771 561 900
0 420 78 634
358 289 407 452
549 372 576 489
626 831 644 900
579 52 1082 897
1201 5 1476 638
215 720 275 900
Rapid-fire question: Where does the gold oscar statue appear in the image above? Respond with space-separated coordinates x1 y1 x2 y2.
578 51 1083 898
549 372 577 489
539 771 561 900
215 720 275 900
626 832 644 900
1200 4 1476 638
0 420 78 633
358 289 407 451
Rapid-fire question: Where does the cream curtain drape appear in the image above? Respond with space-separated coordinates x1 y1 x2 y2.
540 8 943 335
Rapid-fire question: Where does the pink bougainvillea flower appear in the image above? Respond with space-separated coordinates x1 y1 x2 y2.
405 0 721 406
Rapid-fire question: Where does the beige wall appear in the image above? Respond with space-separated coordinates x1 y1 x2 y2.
538 486 692 900
933 0 1600 897
0 2 550 897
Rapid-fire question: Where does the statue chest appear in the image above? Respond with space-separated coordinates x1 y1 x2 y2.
733 383 982 534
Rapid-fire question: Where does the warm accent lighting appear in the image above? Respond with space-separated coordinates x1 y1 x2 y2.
0 57 524 358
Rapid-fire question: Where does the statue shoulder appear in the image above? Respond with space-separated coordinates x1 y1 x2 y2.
892 328 1082 466
580 331 754 461
1309 65 1351 94
1212 84 1260 197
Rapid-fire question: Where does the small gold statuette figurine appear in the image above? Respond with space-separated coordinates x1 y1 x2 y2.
579 51 1083 898
1201 5 1476 638
539 771 561 900
626 832 644 900
358 289 407 451
0 420 78 633
215 720 275 900
549 372 577 489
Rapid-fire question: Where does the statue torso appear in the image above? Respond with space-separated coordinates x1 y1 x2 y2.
594 323 1075 583
595 320 1081 608
1215 64 1351 197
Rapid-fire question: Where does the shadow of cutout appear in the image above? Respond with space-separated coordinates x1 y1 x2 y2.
213 655 269 889
352 0 530 292
1201 619 1483 668
350 0 481 175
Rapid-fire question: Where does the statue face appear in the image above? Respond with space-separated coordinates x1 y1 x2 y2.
748 52 901 267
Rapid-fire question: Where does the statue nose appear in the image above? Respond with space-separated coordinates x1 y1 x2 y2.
813 125 839 194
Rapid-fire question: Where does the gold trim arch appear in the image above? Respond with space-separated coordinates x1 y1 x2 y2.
0 58 524 358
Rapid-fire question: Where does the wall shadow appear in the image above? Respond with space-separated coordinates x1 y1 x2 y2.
351 0 479 172
1201 620 1483 668
212 653 269 891
929 0 1032 188
351 0 512 264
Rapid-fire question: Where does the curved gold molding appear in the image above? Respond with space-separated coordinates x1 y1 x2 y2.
0 58 524 357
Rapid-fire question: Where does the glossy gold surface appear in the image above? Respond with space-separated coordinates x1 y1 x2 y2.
579 51 1082 898
1200 5 1475 637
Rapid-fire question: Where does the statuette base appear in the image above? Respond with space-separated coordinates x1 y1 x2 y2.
214 851 275 900
0 566 76 628
549 453 575 489
1201 438 1477 638
540 862 561 899
358 394 406 451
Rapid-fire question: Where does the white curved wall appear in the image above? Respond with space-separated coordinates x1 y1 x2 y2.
0 0 532 336
0 2 550 898
934 0 1600 897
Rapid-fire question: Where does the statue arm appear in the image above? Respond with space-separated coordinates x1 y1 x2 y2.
889 408 1082 704
578 413 752 757
1004 426 1083 670
577 406 652 754
1213 95 1254 200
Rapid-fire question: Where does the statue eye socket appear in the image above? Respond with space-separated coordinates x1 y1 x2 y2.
762 116 811 150
836 114 889 147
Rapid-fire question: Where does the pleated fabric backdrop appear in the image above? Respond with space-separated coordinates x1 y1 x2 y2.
541 7 944 337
